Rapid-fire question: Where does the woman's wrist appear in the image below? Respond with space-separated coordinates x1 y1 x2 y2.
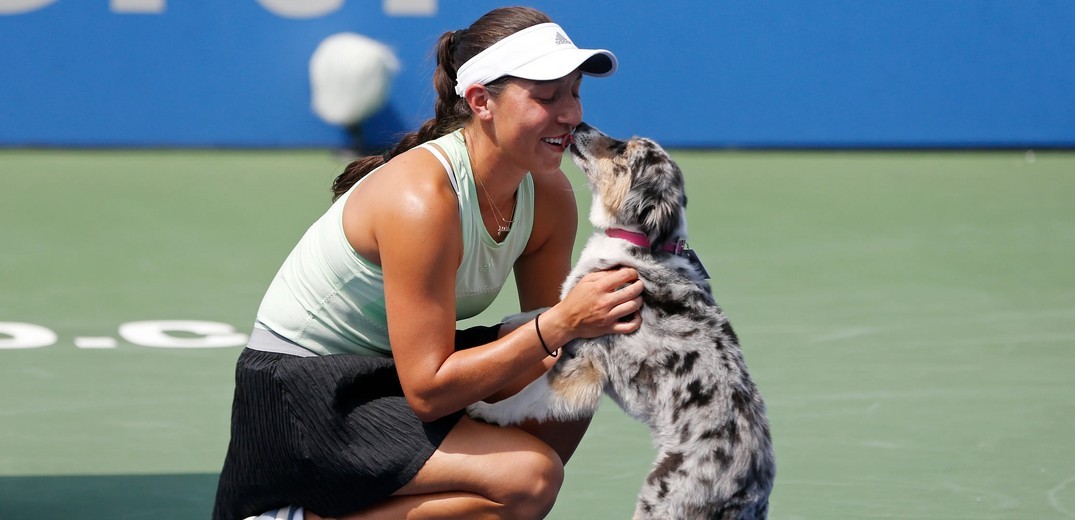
533 306 573 356
534 313 557 357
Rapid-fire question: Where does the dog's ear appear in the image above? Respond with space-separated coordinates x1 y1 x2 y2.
624 139 685 248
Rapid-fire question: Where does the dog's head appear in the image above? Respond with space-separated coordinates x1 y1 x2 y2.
569 122 687 248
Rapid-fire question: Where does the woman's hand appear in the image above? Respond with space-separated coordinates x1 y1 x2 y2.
539 267 644 348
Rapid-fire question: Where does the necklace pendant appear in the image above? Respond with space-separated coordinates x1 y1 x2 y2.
497 224 511 235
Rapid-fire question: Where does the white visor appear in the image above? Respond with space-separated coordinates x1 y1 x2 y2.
454 22 617 97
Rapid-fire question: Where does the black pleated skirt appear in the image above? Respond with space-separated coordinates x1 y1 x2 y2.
212 326 499 520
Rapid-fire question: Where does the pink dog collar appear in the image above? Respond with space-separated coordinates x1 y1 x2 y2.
606 228 687 255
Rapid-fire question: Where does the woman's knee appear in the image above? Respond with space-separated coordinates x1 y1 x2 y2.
495 442 565 518
406 418 566 518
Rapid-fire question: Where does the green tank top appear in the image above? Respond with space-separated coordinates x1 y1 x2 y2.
256 129 535 356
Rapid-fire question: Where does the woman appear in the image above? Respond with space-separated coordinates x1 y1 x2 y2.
213 7 643 520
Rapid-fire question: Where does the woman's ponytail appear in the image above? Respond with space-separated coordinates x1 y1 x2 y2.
330 7 552 200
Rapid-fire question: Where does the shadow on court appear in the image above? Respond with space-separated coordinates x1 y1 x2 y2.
0 473 217 519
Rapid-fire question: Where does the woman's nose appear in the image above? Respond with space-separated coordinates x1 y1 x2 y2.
559 96 582 127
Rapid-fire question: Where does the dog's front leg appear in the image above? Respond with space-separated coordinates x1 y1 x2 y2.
465 368 571 426
466 339 607 426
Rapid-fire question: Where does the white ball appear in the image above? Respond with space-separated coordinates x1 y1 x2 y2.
309 32 400 126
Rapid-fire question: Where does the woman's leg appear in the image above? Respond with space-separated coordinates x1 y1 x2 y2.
307 416 565 520
517 415 592 465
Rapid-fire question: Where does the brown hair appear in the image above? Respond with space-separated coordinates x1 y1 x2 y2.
330 6 553 200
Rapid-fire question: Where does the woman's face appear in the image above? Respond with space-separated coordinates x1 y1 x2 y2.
489 71 584 175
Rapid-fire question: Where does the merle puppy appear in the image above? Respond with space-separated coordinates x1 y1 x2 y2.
467 123 775 519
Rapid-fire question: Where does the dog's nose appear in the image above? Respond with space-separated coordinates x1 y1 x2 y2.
571 123 595 151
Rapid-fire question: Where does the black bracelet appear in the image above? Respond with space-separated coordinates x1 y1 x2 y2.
535 313 557 357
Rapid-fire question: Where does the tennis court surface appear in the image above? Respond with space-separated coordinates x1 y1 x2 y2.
2 149 1073 519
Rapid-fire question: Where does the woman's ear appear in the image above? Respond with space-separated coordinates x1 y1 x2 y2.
464 84 494 121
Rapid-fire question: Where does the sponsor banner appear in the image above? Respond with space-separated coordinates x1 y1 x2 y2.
1 1 1073 148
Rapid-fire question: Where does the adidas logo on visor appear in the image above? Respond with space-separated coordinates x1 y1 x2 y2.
554 32 572 45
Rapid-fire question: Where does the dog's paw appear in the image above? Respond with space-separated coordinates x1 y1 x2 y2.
465 400 519 426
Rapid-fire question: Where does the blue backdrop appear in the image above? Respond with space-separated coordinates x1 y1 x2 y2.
2 0 1073 149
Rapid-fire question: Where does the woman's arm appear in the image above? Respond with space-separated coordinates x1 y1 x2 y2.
350 153 642 422
356 151 551 422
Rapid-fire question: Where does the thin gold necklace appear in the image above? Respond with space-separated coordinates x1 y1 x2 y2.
465 130 516 236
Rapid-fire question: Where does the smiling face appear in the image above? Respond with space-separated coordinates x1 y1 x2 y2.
570 123 688 247
487 71 583 174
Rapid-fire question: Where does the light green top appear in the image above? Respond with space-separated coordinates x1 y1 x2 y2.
256 130 535 356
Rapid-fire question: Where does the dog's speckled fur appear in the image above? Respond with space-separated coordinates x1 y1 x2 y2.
467 123 775 519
